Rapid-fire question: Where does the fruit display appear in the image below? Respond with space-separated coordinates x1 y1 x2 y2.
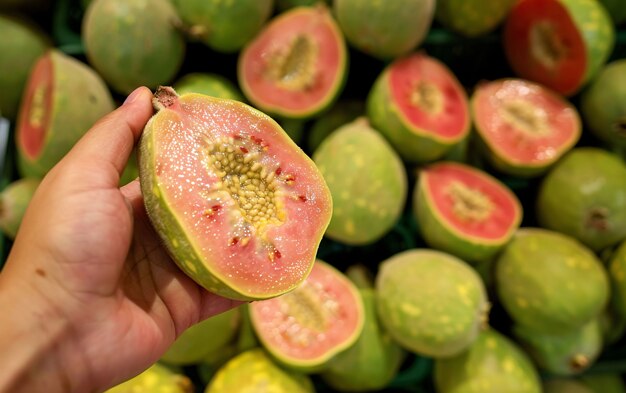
3 0 626 392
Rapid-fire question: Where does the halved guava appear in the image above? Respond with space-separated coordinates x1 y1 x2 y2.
237 5 347 119
503 0 614 96
414 161 522 263
138 87 332 301
248 259 364 372
16 49 114 178
367 52 470 163
471 78 581 177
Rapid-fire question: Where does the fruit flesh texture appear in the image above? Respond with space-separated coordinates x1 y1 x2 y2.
16 49 115 178
312 118 407 245
139 90 332 300
367 53 470 163
581 60 626 148
238 5 347 119
0 178 40 239
249 260 364 370
170 0 273 53
536 147 626 252
334 0 435 60
0 14 49 120
434 329 542 393
495 228 609 334
471 78 581 177
375 249 489 358
504 0 614 96
206 349 314 393
415 161 522 263
435 0 516 37
513 317 603 376
83 0 185 94
173 73 244 102
104 362 193 393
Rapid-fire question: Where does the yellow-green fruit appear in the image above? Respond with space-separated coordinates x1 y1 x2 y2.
0 178 40 239
83 0 185 94
609 241 626 324
435 329 542 393
376 249 489 358
105 362 193 393
205 349 314 393
0 14 48 120
313 117 407 245
173 73 244 102
436 0 516 37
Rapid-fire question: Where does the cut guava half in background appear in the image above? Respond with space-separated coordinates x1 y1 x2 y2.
248 259 364 372
367 52 470 163
414 161 522 263
138 87 332 301
237 5 347 119
471 78 581 177
503 0 614 96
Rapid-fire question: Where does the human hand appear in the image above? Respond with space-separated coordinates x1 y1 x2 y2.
0 87 241 393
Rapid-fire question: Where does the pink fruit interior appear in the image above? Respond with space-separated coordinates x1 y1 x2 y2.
250 261 361 362
504 0 585 96
473 79 579 166
18 53 53 159
151 94 331 297
239 7 343 113
424 162 520 240
389 53 469 139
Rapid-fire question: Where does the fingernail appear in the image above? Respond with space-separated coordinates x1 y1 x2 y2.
123 88 142 105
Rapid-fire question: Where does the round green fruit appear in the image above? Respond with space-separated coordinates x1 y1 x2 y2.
248 260 364 372
173 73 244 102
138 87 332 301
367 52 470 163
470 78 581 177
0 14 49 120
169 0 273 53
0 178 40 239
436 0 516 37
504 0 615 96
313 117 407 245
434 329 542 393
16 49 115 178
83 0 185 94
536 147 626 252
105 362 193 393
495 228 609 334
333 0 435 60
238 5 347 119
414 161 522 263
376 249 489 358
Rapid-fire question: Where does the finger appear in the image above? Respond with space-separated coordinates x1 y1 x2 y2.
199 293 245 321
63 86 154 178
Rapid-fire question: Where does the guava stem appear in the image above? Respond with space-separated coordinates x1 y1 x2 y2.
153 86 179 111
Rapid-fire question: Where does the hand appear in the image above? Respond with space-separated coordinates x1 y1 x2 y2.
0 87 241 393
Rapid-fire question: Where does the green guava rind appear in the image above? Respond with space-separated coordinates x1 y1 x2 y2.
312 118 407 245
414 161 522 264
249 260 364 373
139 91 331 301
375 249 489 358
581 373 626 393
543 379 594 393
435 0 516 37
495 228 610 334
321 288 406 392
17 49 115 179
277 0 328 11
172 73 244 102
0 178 40 239
0 14 49 120
206 349 314 393
366 54 470 163
160 307 240 366
307 100 364 153
581 60 626 148
536 147 626 252
83 0 185 94
434 329 542 393
512 317 602 376
333 0 435 60
196 344 239 386
170 0 273 53
104 362 194 393
598 0 626 25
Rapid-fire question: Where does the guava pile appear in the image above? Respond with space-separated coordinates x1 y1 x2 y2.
2 0 626 391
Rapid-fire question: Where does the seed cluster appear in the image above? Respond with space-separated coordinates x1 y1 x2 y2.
501 99 550 136
447 181 494 222
266 34 318 91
